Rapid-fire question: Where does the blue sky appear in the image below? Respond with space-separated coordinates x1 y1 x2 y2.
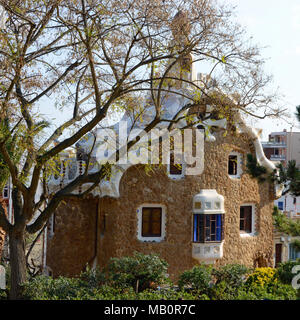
227 0 300 139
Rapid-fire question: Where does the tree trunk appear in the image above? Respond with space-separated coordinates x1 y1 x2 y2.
9 230 27 300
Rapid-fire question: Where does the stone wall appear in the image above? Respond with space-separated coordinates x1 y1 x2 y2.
46 196 98 277
46 131 275 280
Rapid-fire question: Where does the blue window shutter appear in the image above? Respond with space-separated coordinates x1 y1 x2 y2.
193 214 198 242
216 214 222 241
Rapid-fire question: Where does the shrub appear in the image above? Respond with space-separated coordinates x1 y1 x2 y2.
212 264 250 288
107 252 168 292
137 288 207 300
268 283 298 300
277 259 300 285
209 264 251 299
245 267 278 288
178 265 213 295
79 267 107 288
0 289 7 300
229 284 297 300
22 275 83 300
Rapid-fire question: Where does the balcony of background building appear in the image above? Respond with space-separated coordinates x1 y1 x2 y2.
270 154 286 161
261 141 287 148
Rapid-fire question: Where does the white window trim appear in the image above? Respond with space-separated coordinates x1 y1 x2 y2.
228 151 243 179
2 184 9 199
137 204 166 242
167 152 185 180
240 203 257 238
289 241 300 261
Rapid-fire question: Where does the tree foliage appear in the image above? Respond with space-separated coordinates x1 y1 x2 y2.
273 206 300 236
276 160 300 197
246 153 268 183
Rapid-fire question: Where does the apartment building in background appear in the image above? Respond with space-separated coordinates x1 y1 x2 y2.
262 129 300 168
262 129 300 266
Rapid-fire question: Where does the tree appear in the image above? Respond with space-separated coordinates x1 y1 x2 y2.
0 0 282 299
273 107 300 246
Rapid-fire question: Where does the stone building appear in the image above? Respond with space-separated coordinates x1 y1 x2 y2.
44 127 281 279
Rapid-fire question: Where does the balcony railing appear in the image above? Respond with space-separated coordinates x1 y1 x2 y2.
262 141 287 148
48 158 100 193
270 154 286 161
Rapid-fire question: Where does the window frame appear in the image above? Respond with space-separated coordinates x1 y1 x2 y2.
141 207 162 238
228 155 238 176
137 204 166 242
2 185 9 199
228 151 242 179
239 204 256 237
289 243 300 261
167 152 185 180
193 214 224 243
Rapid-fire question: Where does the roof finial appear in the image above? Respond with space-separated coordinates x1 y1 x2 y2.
171 10 191 45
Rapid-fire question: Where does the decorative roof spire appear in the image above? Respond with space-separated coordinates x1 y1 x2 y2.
171 10 191 46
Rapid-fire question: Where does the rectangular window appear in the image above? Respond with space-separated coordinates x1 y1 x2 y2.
142 207 162 237
228 155 238 175
240 205 252 233
193 214 224 243
278 201 284 211
289 244 300 261
2 185 8 198
169 153 182 175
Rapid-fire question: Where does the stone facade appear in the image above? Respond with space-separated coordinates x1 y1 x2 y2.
46 130 276 280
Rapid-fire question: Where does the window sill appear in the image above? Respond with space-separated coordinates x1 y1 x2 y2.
168 174 185 180
137 237 165 243
240 232 256 238
228 175 241 180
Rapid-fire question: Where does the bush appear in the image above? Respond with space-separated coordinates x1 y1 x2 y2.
137 288 207 300
20 262 299 300
209 264 251 299
107 252 168 292
277 259 300 284
79 267 107 288
229 283 297 300
245 267 278 288
23 275 82 300
178 265 213 295
212 264 250 288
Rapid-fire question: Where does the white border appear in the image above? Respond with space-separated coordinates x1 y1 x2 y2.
239 203 257 237
137 203 166 242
